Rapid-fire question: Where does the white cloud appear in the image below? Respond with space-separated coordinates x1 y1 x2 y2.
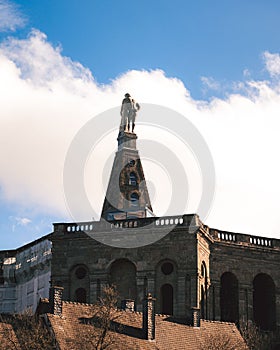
9 216 31 232
1 30 280 238
16 217 31 225
0 0 26 32
263 51 280 77
201 76 221 92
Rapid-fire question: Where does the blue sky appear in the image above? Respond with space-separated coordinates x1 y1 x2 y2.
1 0 280 249
5 0 280 97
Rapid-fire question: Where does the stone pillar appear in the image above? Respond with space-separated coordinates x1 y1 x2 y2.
239 284 250 324
211 280 220 320
190 272 199 308
276 288 280 327
246 286 254 323
177 275 186 317
208 283 215 320
49 286 64 316
136 273 147 311
143 293 156 341
147 276 155 295
192 307 201 328
121 299 135 311
185 274 192 320
90 278 102 303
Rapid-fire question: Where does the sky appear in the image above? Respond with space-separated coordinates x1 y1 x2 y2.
1 0 280 249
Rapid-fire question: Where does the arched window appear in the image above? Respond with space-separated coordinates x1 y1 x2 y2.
75 288 87 303
130 192 139 207
201 262 207 278
110 259 137 307
200 262 208 319
129 172 137 186
220 272 239 323
253 273 276 330
161 284 173 315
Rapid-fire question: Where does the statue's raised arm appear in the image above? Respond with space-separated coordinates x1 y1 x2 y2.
120 93 140 133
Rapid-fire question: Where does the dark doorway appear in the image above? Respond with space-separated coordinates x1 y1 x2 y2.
220 272 239 323
110 259 137 306
253 273 276 330
161 284 173 315
75 288 87 303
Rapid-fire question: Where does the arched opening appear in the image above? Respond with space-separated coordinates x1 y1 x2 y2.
129 172 137 186
161 284 173 315
201 262 208 319
220 272 239 323
130 192 139 207
110 259 137 306
253 273 276 330
75 288 87 303
201 262 207 278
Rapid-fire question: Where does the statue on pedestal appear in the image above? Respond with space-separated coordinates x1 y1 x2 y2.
120 93 140 133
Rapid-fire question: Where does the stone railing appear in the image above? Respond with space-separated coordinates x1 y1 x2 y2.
54 214 201 235
211 229 277 249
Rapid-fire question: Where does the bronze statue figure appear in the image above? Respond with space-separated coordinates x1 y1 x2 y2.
120 93 140 132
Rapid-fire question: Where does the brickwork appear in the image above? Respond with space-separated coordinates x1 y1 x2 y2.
49 286 63 316
121 299 135 311
143 293 156 340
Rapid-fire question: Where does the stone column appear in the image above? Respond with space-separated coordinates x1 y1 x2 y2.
275 287 280 327
239 283 250 324
147 276 155 296
90 278 101 303
136 273 147 311
210 280 221 321
246 286 254 323
177 274 186 317
190 272 198 308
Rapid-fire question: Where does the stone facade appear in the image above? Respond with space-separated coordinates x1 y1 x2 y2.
0 235 51 313
50 215 280 334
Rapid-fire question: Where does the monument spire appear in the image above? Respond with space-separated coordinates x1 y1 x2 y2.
101 94 153 221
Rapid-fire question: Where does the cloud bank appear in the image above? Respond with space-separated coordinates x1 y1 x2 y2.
0 0 26 32
1 30 280 238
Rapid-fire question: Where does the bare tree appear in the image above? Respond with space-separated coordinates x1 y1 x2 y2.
0 315 20 350
200 331 248 350
78 285 121 350
240 321 273 350
1 309 55 350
